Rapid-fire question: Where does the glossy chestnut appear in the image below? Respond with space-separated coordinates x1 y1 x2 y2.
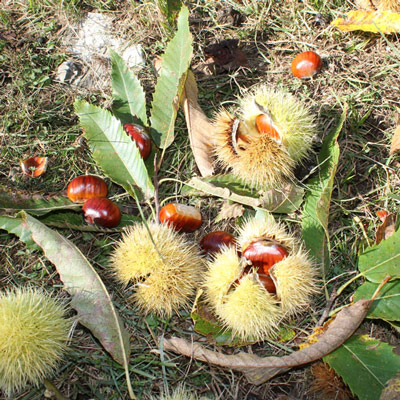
255 114 281 142
291 51 322 79
123 123 152 160
159 203 202 232
82 197 121 228
242 239 288 274
258 273 277 294
20 156 48 178
201 231 236 254
236 266 276 294
67 175 108 203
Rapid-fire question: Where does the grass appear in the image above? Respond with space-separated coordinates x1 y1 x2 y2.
1 0 400 399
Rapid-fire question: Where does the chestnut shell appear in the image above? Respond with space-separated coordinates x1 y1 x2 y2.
20 156 48 178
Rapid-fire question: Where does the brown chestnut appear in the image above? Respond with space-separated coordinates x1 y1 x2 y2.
236 266 276 294
82 198 121 228
159 203 202 232
258 273 276 294
123 123 152 160
20 156 48 178
201 231 236 254
67 175 108 203
291 51 322 79
242 240 288 274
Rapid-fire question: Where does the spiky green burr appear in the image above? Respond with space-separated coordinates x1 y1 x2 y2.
0 288 70 395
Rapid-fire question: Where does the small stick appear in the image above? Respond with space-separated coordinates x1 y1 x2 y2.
371 275 391 301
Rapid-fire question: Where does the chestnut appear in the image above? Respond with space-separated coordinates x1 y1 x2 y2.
242 240 288 274
255 113 281 142
201 231 236 254
123 123 152 160
258 273 277 294
67 175 108 203
20 156 48 178
82 197 121 228
291 51 322 79
159 203 202 233
236 266 276 294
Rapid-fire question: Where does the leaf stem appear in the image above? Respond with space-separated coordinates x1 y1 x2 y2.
336 271 364 296
153 153 161 223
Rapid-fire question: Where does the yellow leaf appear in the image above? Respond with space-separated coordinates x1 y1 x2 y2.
331 10 400 33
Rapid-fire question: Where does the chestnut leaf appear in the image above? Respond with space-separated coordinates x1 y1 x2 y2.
19 212 135 399
324 335 400 400
75 100 154 199
358 227 400 283
110 48 148 127
149 5 193 148
301 108 346 271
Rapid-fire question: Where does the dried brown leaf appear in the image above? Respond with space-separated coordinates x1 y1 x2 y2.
390 125 400 155
181 71 215 177
163 299 372 385
376 212 396 244
204 39 247 72
215 201 245 222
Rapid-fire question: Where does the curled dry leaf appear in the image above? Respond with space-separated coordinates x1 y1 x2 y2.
20 156 48 178
375 212 396 245
181 71 215 177
163 299 372 385
331 10 400 33
185 176 304 213
215 201 245 222
389 125 400 155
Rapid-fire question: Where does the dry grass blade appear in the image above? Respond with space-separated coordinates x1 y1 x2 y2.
389 125 400 155
181 70 215 177
163 299 372 385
